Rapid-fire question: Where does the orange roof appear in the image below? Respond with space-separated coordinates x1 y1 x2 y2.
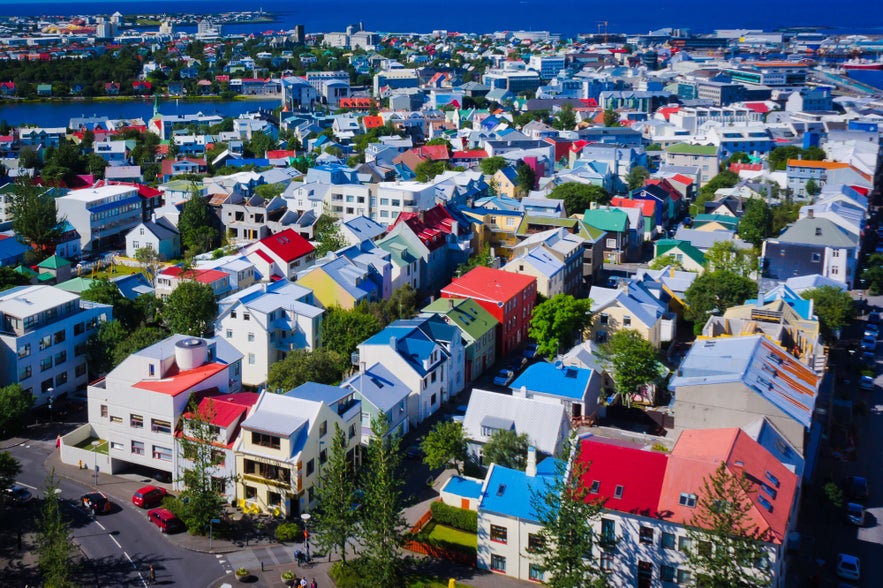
786 159 848 170
362 115 385 129
133 362 228 396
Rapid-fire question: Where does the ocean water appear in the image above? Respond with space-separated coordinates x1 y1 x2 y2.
1 0 882 37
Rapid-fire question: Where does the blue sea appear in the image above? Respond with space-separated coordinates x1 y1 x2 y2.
0 0 882 37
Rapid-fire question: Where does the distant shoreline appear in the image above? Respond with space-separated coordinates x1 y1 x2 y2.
0 95 282 105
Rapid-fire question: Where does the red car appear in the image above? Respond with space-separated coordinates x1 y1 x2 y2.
147 508 184 534
132 485 169 509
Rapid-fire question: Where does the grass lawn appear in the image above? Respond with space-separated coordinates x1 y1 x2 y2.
406 574 470 588
84 264 144 280
425 522 477 550
74 438 108 454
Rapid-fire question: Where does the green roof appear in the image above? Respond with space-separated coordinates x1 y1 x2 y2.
37 272 55 282
376 234 420 267
14 265 37 278
37 254 71 269
516 215 604 242
692 214 739 229
654 239 705 267
422 298 499 341
664 143 718 156
583 207 628 232
56 277 95 294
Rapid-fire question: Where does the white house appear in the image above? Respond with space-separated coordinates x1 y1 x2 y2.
125 218 181 261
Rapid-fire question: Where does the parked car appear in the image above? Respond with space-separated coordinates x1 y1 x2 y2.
860 336 876 351
147 507 184 534
846 502 866 526
844 476 870 501
493 369 515 386
869 311 880 324
81 492 112 514
860 375 875 390
132 485 169 509
864 323 879 336
5 485 33 506
404 444 424 460
835 553 861 581
861 351 875 366
523 343 538 360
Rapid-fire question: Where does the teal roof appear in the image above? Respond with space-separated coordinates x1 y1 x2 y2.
56 277 95 293
37 254 71 269
654 239 706 267
693 213 739 229
583 207 628 232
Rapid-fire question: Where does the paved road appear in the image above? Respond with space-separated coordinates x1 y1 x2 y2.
5 426 223 588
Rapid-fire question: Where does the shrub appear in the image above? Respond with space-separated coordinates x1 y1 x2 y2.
275 521 302 542
430 501 477 533
329 559 373 588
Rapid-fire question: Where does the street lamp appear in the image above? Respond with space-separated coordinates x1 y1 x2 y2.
91 440 100 486
300 513 311 561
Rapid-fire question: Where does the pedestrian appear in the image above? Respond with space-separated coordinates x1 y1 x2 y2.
310 578 317 588
149 564 156 585
299 577 307 588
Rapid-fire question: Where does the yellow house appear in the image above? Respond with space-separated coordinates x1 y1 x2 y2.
296 256 380 310
587 281 672 349
233 384 361 517
492 166 520 198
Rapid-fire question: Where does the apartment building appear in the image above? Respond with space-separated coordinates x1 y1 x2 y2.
56 184 143 252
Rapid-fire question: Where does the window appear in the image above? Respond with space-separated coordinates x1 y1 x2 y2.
53 330 65 344
41 378 52 392
606 238 616 248
39 335 52 351
430 393 437 405
268 491 282 507
601 518 616 546
527 533 544 552
599 313 609 326
245 485 257 500
639 526 654 544
490 524 508 544
660 565 675 583
811 253 821 262
18 366 31 380
248 353 255 365
623 316 631 327
110 441 124 451
152 445 173 461
152 419 171 434
131 440 145 455
319 448 327 465
243 313 250 321
226 329 232 338
677 569 692 584
306 459 315 476
74 322 84 336
247 332 255 342
348 424 356 440
54 350 67 365
100 405 108 418
17 343 30 358
490 554 506 573
319 421 327 437
40 357 53 372
637 561 652 588
231 311 237 319
252 432 280 449
678 536 692 553
110 416 122 424
600 552 614 572
614 485 624 499
678 493 697 508
75 363 87 377
661 531 676 550
130 414 143 429
55 372 67 386
590 480 600 494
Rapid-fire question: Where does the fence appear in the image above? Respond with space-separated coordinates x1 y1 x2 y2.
404 505 477 568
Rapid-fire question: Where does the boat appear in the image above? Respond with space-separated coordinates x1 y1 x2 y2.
841 58 883 70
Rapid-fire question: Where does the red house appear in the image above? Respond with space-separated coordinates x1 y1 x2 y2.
441 267 537 357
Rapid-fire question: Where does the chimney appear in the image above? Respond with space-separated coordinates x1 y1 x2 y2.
449 298 454 309
526 446 537 477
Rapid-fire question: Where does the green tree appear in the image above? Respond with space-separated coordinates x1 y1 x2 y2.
804 178 820 196
598 330 661 408
314 212 347 257
767 146 800 171
862 253 883 295
321 306 382 359
698 170 739 205
725 151 751 167
771 201 801 235
480 156 508 176
553 103 577 130
359 413 407 586
0 384 34 438
603 108 620 127
529 437 607 588
8 179 65 259
703 241 758 278
482 429 530 470
686 462 773 588
135 246 163 287
0 451 22 493
548 183 610 215
421 421 467 474
528 294 593 359
86 322 168 376
516 162 536 196
648 254 684 271
267 349 347 391
37 470 75 588
802 285 856 340
313 423 359 562
455 245 494 276
737 198 773 247
684 271 757 332
368 285 418 327
414 159 446 182
161 280 218 337
254 183 285 199
178 191 218 254
0 266 30 292
244 131 278 158
176 397 227 535
626 166 650 190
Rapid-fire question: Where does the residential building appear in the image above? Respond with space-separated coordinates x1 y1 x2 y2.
583 206 636 264
588 279 675 349
341 362 411 443
125 219 181 261
421 298 498 382
663 144 719 187
651 239 706 273
155 266 231 299
504 228 584 297
296 255 381 310
762 215 859 288
0 285 112 406
441 267 537 357
216 281 323 387
233 383 361 516
56 184 143 252
245 229 316 281
221 195 289 242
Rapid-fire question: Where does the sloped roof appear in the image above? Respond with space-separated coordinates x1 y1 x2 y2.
654 239 706 267
463 388 567 456
342 362 410 413
479 459 562 522
583 207 628 232
421 297 499 341
776 217 858 248
441 266 536 304
510 362 594 401
256 228 315 261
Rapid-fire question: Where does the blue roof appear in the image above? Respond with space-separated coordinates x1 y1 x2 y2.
479 460 563 522
442 476 483 500
510 362 593 400
286 382 349 405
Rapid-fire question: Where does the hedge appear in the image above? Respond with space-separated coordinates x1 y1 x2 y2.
430 501 477 533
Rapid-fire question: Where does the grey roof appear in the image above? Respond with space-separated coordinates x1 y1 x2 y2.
673 227 748 251
342 363 410 413
286 382 349 405
138 220 178 242
776 217 858 248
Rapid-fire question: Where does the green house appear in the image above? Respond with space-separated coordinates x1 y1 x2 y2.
422 297 499 382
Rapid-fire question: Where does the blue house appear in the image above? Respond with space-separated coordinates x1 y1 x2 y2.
510 362 603 422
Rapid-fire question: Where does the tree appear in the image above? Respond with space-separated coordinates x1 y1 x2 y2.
626 166 650 190
863 253 883 295
648 255 684 271
516 162 536 196
480 156 508 176
161 280 218 337
0 451 22 493
802 285 856 340
528 294 593 359
703 241 758 278
135 246 163 287
603 108 620 127
244 130 278 158
37 470 75 588
0 384 34 438
598 330 661 408
0 266 30 292
176 397 227 535
8 179 65 259
314 213 346 257
686 462 773 588
321 307 382 359
414 159 446 182
548 183 610 215
178 191 218 254
553 103 577 130
313 424 359 563
737 199 773 247
455 245 494 276
684 271 757 333
771 201 801 235
359 413 407 586
482 429 530 470
804 178 820 197
421 421 467 474
530 437 607 588
267 349 347 391
725 151 751 167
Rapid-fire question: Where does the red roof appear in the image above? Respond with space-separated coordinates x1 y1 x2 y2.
451 149 488 159
253 249 274 265
93 180 162 199
160 266 229 285
729 162 763 173
441 266 536 304
266 150 295 159
645 178 682 201
611 196 656 217
657 105 680 120
187 393 259 428
668 173 694 186
578 438 668 516
389 205 468 250
850 185 870 196
743 102 770 114
133 362 227 396
257 228 314 262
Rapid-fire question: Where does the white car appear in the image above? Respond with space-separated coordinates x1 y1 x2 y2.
836 553 860 581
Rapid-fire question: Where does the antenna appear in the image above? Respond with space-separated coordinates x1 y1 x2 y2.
597 21 609 44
